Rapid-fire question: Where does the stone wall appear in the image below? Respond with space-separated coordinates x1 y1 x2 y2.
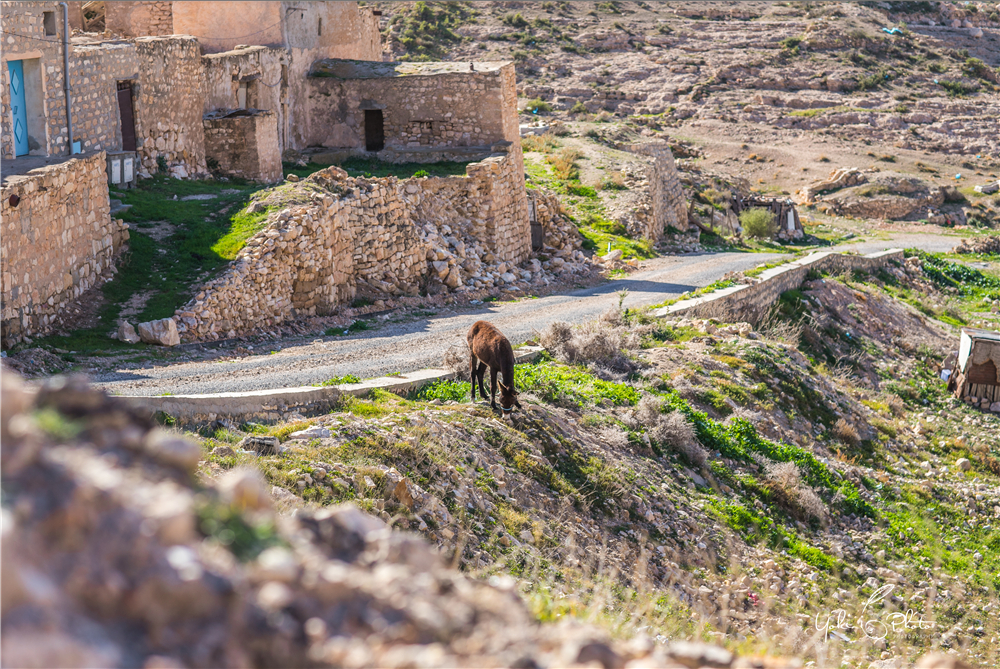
203 111 282 183
528 189 583 252
173 149 532 340
202 47 287 150
174 167 425 340
1 152 129 346
69 41 140 154
656 249 905 324
105 1 174 36
630 142 689 237
133 36 207 178
1 1 71 159
303 61 519 161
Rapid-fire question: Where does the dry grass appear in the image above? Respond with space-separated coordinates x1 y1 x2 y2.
633 395 708 467
547 147 582 181
759 458 828 522
521 134 560 153
538 308 646 378
832 417 860 446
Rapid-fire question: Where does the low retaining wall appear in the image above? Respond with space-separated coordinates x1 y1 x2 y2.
1 152 129 347
653 249 904 322
113 346 543 425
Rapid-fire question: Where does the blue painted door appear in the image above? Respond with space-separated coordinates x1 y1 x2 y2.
8 60 29 156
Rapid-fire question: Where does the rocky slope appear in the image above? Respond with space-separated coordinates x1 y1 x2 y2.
185 255 1000 668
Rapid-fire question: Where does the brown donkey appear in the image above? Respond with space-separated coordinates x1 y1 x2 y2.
467 320 522 414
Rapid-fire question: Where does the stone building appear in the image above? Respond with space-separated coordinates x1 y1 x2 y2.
950 328 1000 411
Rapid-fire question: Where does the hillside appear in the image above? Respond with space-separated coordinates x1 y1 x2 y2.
185 250 1000 667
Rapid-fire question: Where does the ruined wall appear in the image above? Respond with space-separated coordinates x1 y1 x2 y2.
1 152 129 346
69 42 139 154
201 47 287 151
528 189 583 252
203 111 282 183
630 142 689 237
174 150 532 340
302 62 517 160
105 1 174 36
173 167 425 340
133 36 207 177
1 1 69 159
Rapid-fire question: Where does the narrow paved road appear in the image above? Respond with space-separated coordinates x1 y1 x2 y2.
93 251 783 396
90 232 956 396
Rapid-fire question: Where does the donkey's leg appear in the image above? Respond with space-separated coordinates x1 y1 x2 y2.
477 362 489 400
470 354 479 401
489 367 499 410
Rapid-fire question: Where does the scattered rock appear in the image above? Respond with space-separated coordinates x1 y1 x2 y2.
117 322 140 344
137 318 180 346
238 434 281 455
288 425 332 440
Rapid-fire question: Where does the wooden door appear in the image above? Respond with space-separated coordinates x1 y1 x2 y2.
117 83 137 152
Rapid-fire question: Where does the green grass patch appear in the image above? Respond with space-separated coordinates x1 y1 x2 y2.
516 361 641 408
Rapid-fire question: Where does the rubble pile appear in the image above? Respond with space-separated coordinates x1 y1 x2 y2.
953 235 1000 255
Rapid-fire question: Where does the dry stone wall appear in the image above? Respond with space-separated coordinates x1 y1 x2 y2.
202 46 287 151
69 41 140 154
630 142 689 237
203 111 282 183
1 1 72 159
1 152 129 347
133 36 207 178
174 167 425 340
105 1 174 37
174 150 535 340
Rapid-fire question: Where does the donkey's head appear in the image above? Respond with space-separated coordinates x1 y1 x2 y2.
497 380 522 414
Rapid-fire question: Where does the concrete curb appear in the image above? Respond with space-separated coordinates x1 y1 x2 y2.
113 346 545 424
651 248 904 319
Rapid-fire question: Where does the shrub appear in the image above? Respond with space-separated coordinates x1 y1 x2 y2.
570 101 588 114
521 134 559 153
501 12 529 28
547 147 582 181
524 98 554 114
962 57 991 80
832 417 860 446
739 208 777 240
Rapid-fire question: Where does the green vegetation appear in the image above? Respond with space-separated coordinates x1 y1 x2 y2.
524 98 555 114
339 157 471 179
386 1 475 61
739 208 777 240
939 79 978 98
318 374 362 387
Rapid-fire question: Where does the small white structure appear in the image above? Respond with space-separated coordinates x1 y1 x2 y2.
950 328 1000 411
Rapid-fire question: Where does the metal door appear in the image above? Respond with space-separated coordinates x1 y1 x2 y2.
117 83 137 151
8 60 29 156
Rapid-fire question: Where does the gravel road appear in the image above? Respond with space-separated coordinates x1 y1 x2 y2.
90 232 956 396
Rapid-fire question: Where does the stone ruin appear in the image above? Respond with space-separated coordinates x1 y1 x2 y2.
173 153 587 341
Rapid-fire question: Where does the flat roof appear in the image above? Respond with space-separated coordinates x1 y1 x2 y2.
962 327 1000 342
310 59 508 79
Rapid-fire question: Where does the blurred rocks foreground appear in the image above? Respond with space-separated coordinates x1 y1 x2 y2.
0 371 974 669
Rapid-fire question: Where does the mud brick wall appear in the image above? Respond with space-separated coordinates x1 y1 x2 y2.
630 142 689 238
1 152 129 347
203 112 282 183
133 36 207 177
105 1 174 36
1 1 71 159
69 41 140 154
662 250 905 324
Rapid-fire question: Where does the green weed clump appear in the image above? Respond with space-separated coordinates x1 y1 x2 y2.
739 208 777 240
516 362 640 408
412 379 471 403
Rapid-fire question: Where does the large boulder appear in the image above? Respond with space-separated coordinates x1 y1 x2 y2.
117 322 140 344
137 318 180 346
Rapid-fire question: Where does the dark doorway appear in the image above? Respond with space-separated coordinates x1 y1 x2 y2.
364 109 384 152
117 82 137 152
